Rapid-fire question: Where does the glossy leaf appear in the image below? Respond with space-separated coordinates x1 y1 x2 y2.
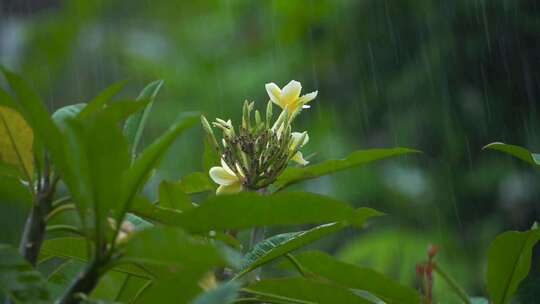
0 175 32 245
133 268 208 304
61 103 135 239
283 251 420 304
178 172 215 194
124 80 164 157
158 180 193 211
0 244 51 303
130 195 183 225
120 114 199 223
486 226 540 304
78 79 128 119
275 147 420 190
202 135 220 173
1 68 64 169
483 142 540 167
114 275 150 303
241 222 346 275
172 192 383 233
247 277 372 304
52 103 86 131
122 226 224 269
0 106 34 180
39 237 150 279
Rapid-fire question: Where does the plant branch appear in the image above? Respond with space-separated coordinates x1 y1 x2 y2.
18 171 55 266
58 259 105 304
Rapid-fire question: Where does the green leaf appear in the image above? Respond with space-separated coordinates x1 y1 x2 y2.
46 259 83 298
91 270 127 301
122 226 224 269
124 80 164 157
125 213 153 231
120 114 199 223
39 237 150 279
0 106 34 181
247 277 372 304
114 275 150 303
52 103 86 131
486 226 540 304
178 172 215 194
172 192 383 233
158 180 193 211
483 142 540 167
78 79 128 119
241 222 346 275
202 135 220 173
191 282 240 304
0 175 32 245
282 251 420 304
275 147 420 190
130 196 183 225
1 68 65 171
0 244 51 303
62 104 135 240
133 268 208 304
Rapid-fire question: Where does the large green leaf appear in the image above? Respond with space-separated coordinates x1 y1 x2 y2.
61 102 140 240
483 142 540 167
178 172 215 194
78 79 128 119
247 277 372 304
486 226 540 304
123 227 226 304
114 275 150 303
0 175 32 245
275 147 420 190
46 259 83 298
0 244 50 303
241 222 346 276
39 237 150 279
122 226 224 269
158 180 193 211
172 192 383 233
0 106 34 181
1 68 64 177
133 268 208 304
130 196 183 225
120 114 199 223
283 251 420 304
124 80 164 158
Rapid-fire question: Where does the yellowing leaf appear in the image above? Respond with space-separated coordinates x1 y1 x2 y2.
0 106 34 180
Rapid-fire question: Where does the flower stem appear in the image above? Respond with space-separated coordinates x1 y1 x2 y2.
433 263 471 304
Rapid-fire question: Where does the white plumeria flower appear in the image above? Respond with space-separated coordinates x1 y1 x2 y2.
265 80 317 115
290 131 310 166
209 158 244 195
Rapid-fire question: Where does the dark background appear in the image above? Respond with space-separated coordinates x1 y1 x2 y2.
1 1 540 302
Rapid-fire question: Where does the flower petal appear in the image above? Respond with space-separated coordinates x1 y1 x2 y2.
209 166 238 186
265 82 283 106
216 182 243 195
291 131 309 148
281 80 302 105
291 151 309 166
298 90 318 105
221 158 236 176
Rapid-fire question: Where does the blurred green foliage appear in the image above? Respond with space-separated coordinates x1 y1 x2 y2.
1 0 540 302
